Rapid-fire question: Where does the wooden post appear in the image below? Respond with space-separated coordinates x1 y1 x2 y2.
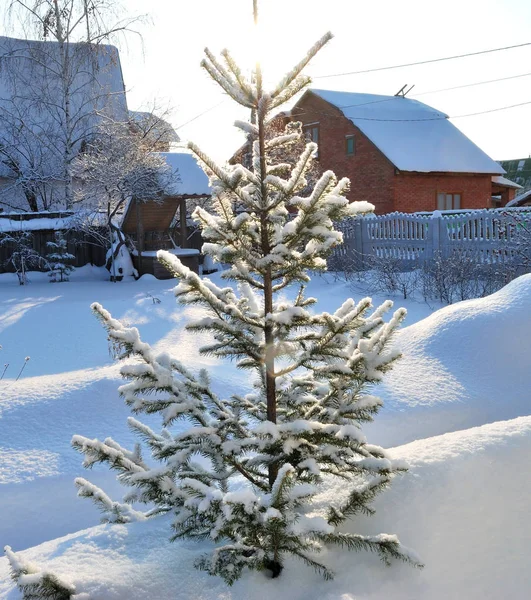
180 197 187 248
135 198 144 274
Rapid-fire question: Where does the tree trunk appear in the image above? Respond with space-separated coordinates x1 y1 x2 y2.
23 187 39 212
254 36 278 490
54 1 74 210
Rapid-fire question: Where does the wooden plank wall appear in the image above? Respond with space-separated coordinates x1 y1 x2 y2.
0 228 107 273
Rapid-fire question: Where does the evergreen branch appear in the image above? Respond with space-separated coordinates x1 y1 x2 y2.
4 545 77 600
291 549 334 580
75 477 147 523
319 532 424 568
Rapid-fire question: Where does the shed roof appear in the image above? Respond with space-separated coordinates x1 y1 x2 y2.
121 196 183 234
302 89 504 175
492 175 523 190
158 151 211 196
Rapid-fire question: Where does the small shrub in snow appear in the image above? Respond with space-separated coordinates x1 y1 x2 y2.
47 232 75 282
4 546 78 600
420 251 520 304
367 256 419 300
73 15 422 586
0 231 47 285
496 210 531 271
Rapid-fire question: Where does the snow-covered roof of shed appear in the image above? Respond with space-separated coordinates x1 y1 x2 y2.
491 175 522 189
158 151 210 196
306 89 504 175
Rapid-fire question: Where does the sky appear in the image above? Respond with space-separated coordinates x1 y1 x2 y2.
5 0 531 163
118 0 531 163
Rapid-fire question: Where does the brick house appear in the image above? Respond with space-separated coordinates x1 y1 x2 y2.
282 89 518 214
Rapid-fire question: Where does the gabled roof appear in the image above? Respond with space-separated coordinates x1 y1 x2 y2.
158 151 211 196
301 89 504 175
0 36 128 130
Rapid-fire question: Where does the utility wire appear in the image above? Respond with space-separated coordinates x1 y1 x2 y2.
172 62 531 131
414 72 531 96
452 99 531 119
293 98 531 123
175 100 226 131
313 41 531 79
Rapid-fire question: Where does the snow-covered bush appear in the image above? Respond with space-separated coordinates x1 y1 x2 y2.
47 232 75 282
72 18 421 585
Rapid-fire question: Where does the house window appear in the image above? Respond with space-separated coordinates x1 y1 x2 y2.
437 192 461 210
303 123 320 158
303 124 319 143
345 135 355 155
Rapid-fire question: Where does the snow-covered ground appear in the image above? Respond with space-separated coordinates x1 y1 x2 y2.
1 267 530 598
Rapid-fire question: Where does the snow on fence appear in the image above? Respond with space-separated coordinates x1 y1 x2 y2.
332 208 530 271
0 212 106 273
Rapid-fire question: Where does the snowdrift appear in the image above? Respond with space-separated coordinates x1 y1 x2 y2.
371 274 531 446
1 415 530 599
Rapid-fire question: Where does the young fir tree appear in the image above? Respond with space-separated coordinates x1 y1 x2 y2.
47 232 75 282
72 19 422 585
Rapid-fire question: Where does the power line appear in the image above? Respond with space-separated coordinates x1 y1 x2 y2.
172 68 531 132
313 41 531 79
175 100 226 131
294 98 531 123
414 72 531 96
452 99 531 119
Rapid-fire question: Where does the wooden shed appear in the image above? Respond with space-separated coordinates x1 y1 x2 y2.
121 195 205 279
121 151 211 279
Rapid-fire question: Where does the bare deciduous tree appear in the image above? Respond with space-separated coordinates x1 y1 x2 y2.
74 116 177 276
0 1 144 210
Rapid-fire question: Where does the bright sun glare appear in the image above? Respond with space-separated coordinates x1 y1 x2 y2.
228 11 302 88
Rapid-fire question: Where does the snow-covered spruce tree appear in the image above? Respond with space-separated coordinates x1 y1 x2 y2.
73 27 422 584
47 232 75 282
4 546 79 600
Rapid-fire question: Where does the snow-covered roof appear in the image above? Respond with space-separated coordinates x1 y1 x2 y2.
0 210 107 233
158 151 210 196
0 36 128 131
491 175 522 189
507 187 531 207
306 89 505 175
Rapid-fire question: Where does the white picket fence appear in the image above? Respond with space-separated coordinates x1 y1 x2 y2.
332 208 530 270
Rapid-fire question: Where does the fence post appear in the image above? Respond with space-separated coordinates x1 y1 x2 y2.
426 212 436 261
431 211 442 258
354 218 363 269
361 216 372 269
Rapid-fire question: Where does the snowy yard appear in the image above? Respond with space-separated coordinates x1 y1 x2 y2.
0 267 530 599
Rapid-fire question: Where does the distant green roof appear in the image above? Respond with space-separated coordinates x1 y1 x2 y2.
498 157 531 192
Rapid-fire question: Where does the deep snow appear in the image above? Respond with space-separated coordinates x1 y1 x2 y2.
1 416 530 599
370 274 531 446
0 268 530 599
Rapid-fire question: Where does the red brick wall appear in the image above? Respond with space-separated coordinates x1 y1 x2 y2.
291 92 495 214
393 172 493 213
291 94 395 214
